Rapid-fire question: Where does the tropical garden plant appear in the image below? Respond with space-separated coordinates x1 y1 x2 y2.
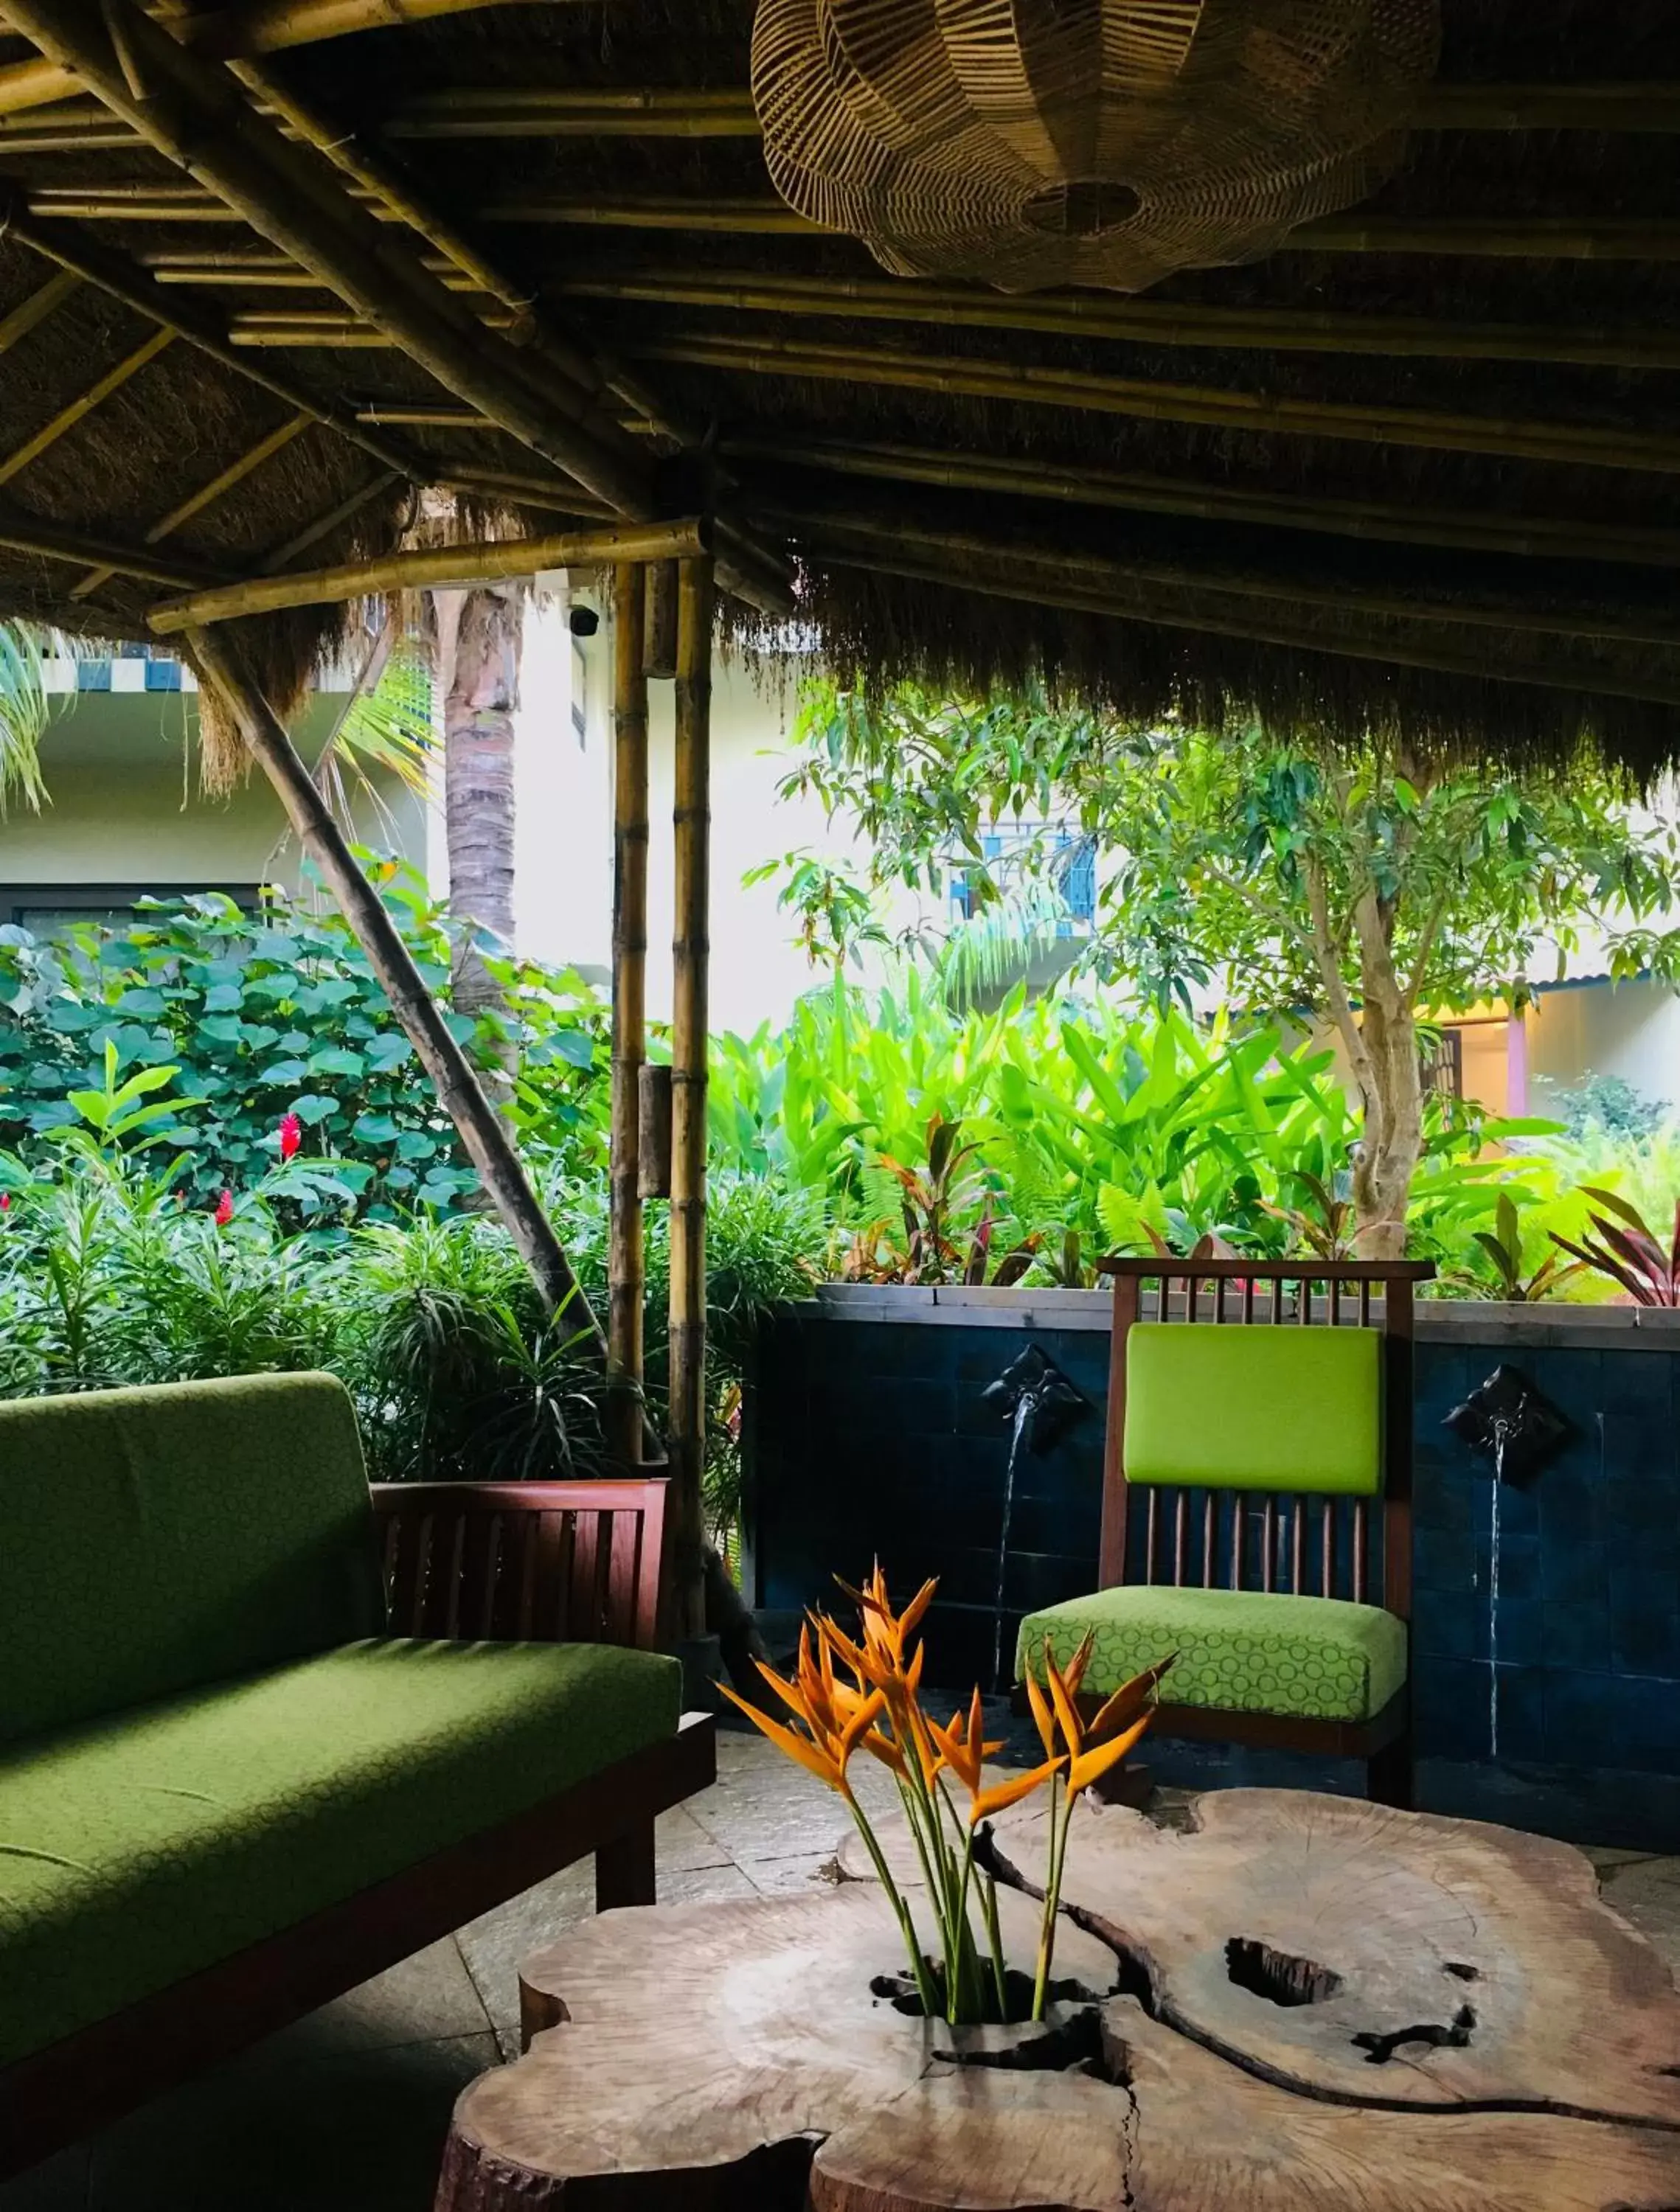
769 681 1680 1254
723 1565 1171 2025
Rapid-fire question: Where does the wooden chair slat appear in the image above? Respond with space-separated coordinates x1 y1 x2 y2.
1201 1491 1215 1587
569 1510 603 1640
1354 1498 1370 1604
1321 1497 1334 1597
1144 1489 1159 1582
1291 1496 1305 1594
1172 1492 1187 1585
1261 1497 1276 1592
392 1511 431 1636
606 1507 640 1641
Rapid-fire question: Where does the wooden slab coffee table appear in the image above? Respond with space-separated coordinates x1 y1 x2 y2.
434 1789 1680 2211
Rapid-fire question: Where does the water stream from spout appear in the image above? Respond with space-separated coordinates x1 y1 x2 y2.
1487 1458 1502 1759
990 1394 1035 1691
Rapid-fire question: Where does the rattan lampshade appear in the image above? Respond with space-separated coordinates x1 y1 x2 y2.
752 0 1440 294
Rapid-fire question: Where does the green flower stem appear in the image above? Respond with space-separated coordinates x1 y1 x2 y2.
983 1868 1008 2021
844 1791 938 2017
1032 1772 1073 2023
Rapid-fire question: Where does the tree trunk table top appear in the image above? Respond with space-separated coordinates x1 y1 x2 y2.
434 1789 1680 2212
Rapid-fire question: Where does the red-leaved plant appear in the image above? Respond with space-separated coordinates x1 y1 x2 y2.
1552 1187 1680 1306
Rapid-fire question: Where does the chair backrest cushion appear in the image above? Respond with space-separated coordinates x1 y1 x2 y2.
1124 1323 1381 1495
0 1372 386 1743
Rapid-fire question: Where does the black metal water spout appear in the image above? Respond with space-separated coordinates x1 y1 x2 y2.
980 1346 1088 1690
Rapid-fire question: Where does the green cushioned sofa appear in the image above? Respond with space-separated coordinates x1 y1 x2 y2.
0 1372 714 2180
1017 1258 1431 1806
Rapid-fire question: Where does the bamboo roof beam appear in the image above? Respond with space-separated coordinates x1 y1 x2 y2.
147 515 711 632
630 330 1680 476
0 0 582 117
0 507 225 588
1412 83 1680 133
560 270 1680 376
457 197 1680 258
724 433 1680 571
752 501 1680 652
0 269 83 354
257 467 401 571
0 325 175 489
9 80 1680 145
7 0 652 516
1 197 427 482
71 407 314 599
791 518 1680 712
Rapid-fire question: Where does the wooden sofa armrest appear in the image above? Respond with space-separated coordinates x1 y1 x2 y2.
369 1478 667 1649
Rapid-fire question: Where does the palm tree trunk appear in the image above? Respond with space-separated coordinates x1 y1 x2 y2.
436 583 521 1028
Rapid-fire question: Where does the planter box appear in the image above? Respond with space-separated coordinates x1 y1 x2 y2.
743 1287 1680 1851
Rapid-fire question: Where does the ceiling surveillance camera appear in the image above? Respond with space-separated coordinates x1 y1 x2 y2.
568 605 600 639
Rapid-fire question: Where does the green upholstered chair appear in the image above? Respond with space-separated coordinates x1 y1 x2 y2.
1016 1257 1434 1806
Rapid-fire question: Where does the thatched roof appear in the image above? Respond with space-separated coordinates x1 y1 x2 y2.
1 1 1679 771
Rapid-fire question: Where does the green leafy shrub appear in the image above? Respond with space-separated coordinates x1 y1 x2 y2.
0 860 605 1220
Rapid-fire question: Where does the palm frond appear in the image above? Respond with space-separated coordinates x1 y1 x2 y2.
0 622 58 816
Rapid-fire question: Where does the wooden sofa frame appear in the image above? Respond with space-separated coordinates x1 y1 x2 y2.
1 1476 716 2181
1090 1257 1434 1808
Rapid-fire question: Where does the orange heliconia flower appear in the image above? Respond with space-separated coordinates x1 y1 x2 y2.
1027 1638 1176 1800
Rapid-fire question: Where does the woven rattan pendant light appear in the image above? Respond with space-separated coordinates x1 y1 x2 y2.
752 0 1440 293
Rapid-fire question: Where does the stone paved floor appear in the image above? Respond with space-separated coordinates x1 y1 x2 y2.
6 1734 1679 2212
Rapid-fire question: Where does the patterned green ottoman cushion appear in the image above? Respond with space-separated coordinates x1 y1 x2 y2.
0 1636 681 2066
1016 1586 1406 1725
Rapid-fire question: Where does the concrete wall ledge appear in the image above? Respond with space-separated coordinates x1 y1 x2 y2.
805 1281 1671 1350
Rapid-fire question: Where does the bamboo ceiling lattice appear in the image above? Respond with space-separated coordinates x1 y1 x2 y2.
752 0 1442 292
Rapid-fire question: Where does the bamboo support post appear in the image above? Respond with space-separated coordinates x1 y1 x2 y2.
723 434 1680 571
793 518 1680 709
667 554 715 1640
643 560 678 679
148 516 709 633
187 627 603 1335
607 564 650 1472
560 268 1680 376
638 1065 673 1201
631 333 1680 476
8 0 653 518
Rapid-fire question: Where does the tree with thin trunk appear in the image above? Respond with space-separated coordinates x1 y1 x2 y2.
771 684 1680 1255
429 583 527 1105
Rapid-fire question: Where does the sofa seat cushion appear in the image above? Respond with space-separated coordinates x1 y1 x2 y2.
0 1638 681 2066
1016 1587 1407 1726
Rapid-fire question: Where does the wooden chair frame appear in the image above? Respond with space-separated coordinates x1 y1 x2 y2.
0 1475 715 2182
1092 1257 1434 1806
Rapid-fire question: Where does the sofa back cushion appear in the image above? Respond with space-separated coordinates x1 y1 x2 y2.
0 1372 386 1742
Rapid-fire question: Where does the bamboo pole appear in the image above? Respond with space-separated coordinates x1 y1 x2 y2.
0 269 81 354
149 516 709 633
608 564 650 1472
187 625 605 1331
2 199 425 483
755 501 1680 651
668 553 715 1641
73 408 313 599
724 432 1680 570
631 332 1680 476
644 562 678 680
257 467 401 571
385 86 763 139
563 268 1680 375
0 510 223 589
438 466 610 517
468 195 1680 258
793 518 1680 710
1412 83 1680 133
0 0 576 116
0 327 174 489
7 0 653 518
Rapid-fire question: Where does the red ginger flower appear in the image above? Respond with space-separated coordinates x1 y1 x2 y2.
213 1189 235 1227
278 1111 302 1162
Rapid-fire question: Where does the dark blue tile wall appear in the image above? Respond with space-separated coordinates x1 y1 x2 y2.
746 1310 1680 1848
